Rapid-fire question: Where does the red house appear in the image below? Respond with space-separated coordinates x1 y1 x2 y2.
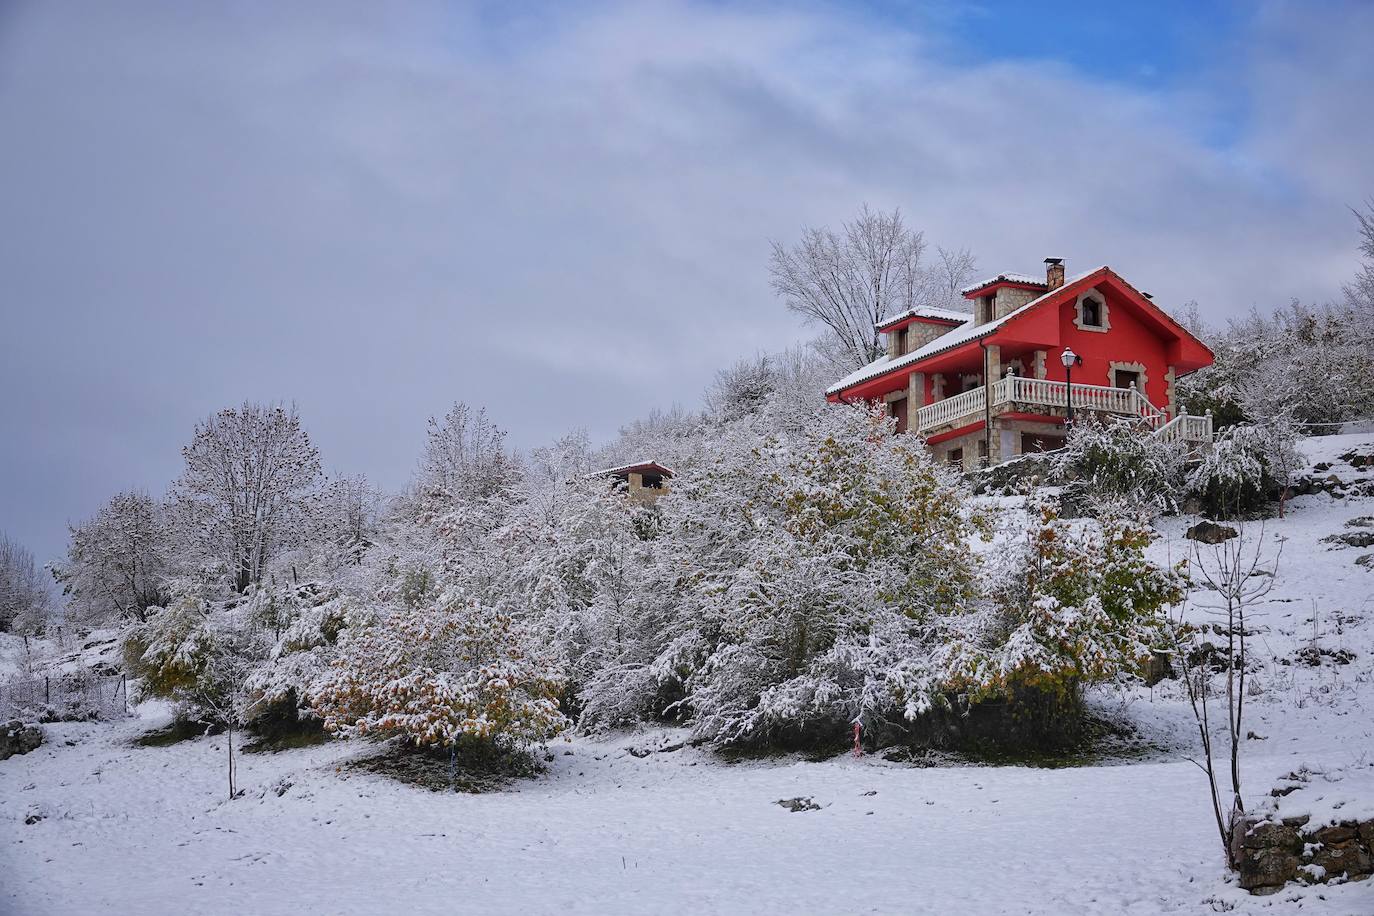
826 259 1215 469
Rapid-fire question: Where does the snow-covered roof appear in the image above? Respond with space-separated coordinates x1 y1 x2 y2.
829 267 1106 396
959 272 1048 296
875 305 972 331
592 460 675 479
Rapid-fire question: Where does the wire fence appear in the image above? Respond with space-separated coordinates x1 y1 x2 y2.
0 670 130 721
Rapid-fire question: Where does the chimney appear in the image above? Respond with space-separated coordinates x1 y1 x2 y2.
1044 258 1065 291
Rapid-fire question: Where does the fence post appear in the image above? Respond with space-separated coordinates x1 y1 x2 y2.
45 677 50 704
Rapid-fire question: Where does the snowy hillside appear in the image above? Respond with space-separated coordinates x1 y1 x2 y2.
3 437 1373 915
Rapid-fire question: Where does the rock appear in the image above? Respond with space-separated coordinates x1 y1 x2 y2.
1340 450 1374 469
775 796 821 813
1241 819 1300 851
1316 824 1359 845
1346 516 1374 528
1186 521 1238 544
1322 531 1374 549
1235 846 1301 893
1311 839 1373 879
1356 554 1374 570
1359 821 1374 847
0 720 44 761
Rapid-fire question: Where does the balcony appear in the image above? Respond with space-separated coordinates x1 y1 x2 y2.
915 375 1212 443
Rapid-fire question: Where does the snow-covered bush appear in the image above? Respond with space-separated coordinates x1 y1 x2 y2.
934 499 1183 747
1056 417 1186 516
1188 421 1302 517
310 595 569 753
580 403 981 749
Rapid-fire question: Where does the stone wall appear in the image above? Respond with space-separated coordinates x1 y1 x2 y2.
1231 814 1374 894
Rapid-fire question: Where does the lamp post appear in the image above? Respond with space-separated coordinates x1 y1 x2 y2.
1061 346 1082 426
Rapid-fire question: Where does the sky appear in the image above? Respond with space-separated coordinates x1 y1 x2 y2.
2 0 1373 567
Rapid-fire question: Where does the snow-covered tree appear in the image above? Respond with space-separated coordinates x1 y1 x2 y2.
405 402 519 521
169 403 323 594
54 490 168 625
307 474 383 575
0 531 50 632
705 354 777 423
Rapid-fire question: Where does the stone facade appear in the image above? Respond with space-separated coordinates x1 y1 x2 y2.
888 319 962 357
994 286 1039 320
932 429 989 471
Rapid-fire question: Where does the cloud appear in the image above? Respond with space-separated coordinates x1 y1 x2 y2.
0 0 1370 563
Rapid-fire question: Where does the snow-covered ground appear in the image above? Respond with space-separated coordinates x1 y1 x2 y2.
3 439 1373 915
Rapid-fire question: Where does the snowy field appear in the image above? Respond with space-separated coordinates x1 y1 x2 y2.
4 441 1374 915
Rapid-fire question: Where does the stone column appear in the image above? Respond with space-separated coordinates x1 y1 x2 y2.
932 373 945 401
906 371 925 432
1032 350 1048 379
1165 365 1178 419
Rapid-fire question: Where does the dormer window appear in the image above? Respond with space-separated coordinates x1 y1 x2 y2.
1074 290 1111 333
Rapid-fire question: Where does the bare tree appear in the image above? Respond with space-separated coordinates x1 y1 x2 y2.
0 531 50 632
171 402 322 594
769 205 929 371
54 491 168 625
1168 520 1281 868
924 246 979 312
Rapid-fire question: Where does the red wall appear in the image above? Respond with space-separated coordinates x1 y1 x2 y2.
1035 288 1172 409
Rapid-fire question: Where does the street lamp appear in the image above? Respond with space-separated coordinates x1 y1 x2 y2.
1061 346 1083 426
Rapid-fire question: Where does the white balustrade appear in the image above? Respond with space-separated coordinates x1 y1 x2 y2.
916 385 985 432
915 372 1197 438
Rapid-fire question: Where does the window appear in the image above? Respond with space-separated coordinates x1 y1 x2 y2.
895 327 909 355
1114 370 1141 390
947 448 964 467
1074 290 1111 332
1082 299 1102 327
978 440 989 464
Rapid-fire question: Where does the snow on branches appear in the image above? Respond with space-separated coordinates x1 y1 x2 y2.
311 596 569 751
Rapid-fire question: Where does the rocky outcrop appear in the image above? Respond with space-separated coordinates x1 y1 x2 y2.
1186 521 1238 544
1288 473 1374 500
0 720 44 761
1321 531 1374 549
